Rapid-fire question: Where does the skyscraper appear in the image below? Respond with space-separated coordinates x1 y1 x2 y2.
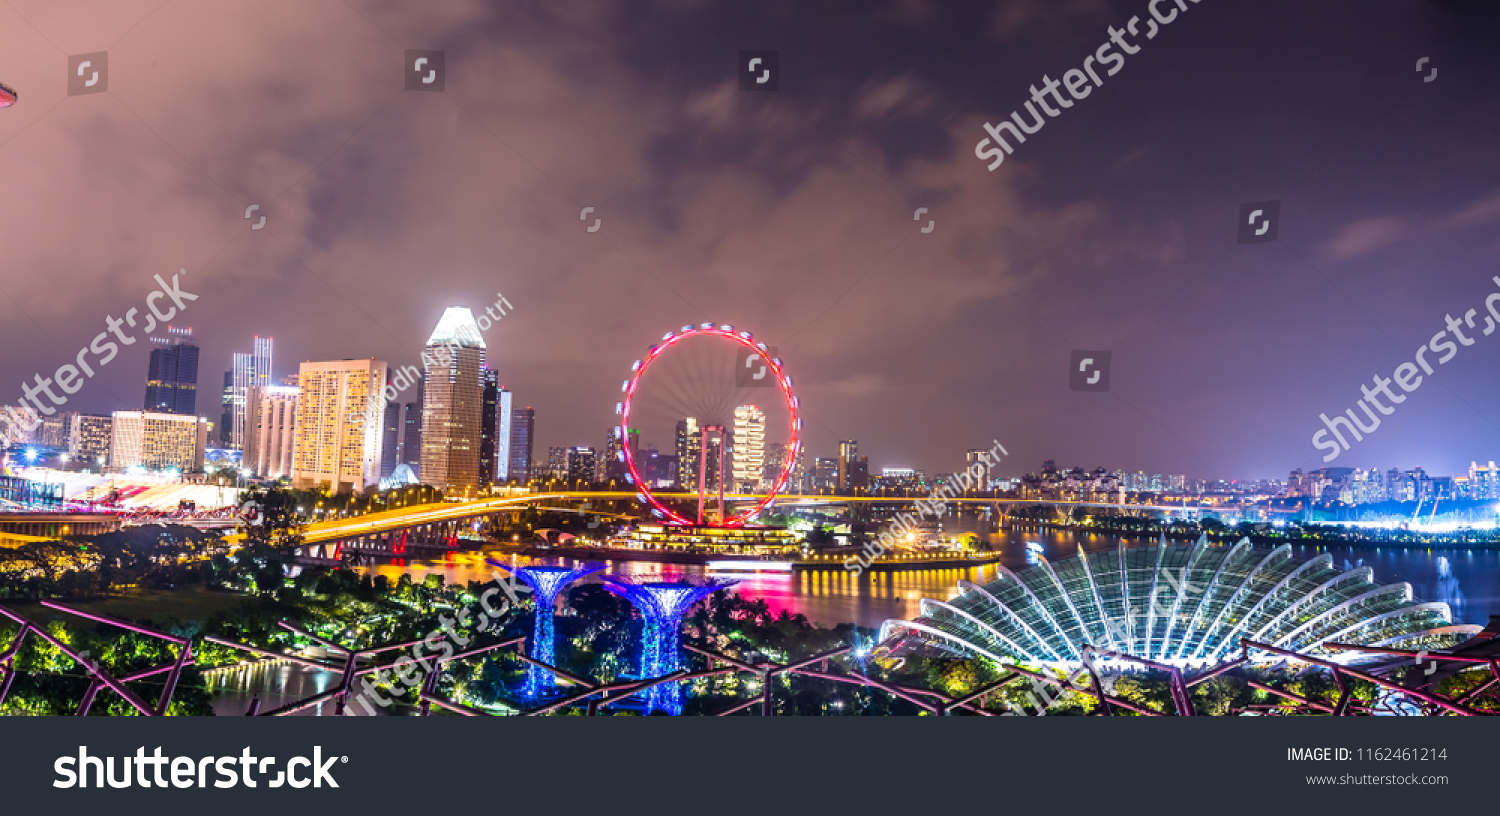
604 426 639 483
675 417 700 489
291 359 387 493
509 407 534 483
566 447 596 485
732 405 765 492
547 446 568 480
763 441 787 489
400 399 422 480
966 448 992 490
143 326 199 415
219 370 234 446
493 386 512 483
479 371 514 486
245 385 299 479
814 457 838 490
838 440 858 491
380 401 400 479
229 336 273 450
480 370 499 486
419 307 485 494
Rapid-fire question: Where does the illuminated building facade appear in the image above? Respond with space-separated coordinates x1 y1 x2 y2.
229 336 273 450
732 405 765 492
509 407 534 482
675 417 700 489
565 446 596 485
245 385 299 479
292 359 387 493
68 413 112 465
143 326 199 415
109 411 208 473
420 307 486 494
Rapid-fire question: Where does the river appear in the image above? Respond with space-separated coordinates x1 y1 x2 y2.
362 529 1500 629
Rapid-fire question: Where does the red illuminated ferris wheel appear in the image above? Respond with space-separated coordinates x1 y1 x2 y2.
617 323 800 527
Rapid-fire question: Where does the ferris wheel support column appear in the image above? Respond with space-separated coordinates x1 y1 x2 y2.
697 425 727 525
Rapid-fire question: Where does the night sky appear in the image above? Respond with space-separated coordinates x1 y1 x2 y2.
2 0 1499 481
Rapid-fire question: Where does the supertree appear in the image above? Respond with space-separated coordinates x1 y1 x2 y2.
604 576 737 714
489 561 605 697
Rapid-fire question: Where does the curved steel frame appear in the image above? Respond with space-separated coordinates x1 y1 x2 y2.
619 323 799 527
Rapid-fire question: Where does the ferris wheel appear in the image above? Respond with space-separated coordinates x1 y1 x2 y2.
616 323 801 527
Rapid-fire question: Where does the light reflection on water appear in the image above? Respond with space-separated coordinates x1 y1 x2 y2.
206 658 351 717
359 530 1500 629
212 530 1500 712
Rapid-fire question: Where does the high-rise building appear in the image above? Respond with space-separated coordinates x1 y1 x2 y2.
400 383 423 479
509 407 534 483
763 441 788 488
69 414 112 466
143 326 199 415
547 446 568 480
838 440 859 491
479 373 513 485
39 411 74 448
229 336 273 450
732 405 765 492
219 370 234 446
291 359 387 493
380 401 400 480
642 449 677 488
966 449 992 490
813 457 837 490
675 417 700 489
1469 461 1499 500
566 447 596 485
109 411 208 473
604 426 639 484
480 370 499 486
245 385 299 480
419 307 486 494
849 455 869 491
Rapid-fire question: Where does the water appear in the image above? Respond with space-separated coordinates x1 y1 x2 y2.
359 529 1500 629
203 659 363 716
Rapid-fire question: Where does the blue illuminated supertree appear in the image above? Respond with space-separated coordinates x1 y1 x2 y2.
488 561 605 697
604 576 737 714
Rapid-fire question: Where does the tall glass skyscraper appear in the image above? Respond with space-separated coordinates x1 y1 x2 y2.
479 371 513 485
229 336 273 450
509 406 534 482
419 307 485 494
143 326 199 415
